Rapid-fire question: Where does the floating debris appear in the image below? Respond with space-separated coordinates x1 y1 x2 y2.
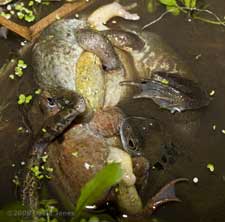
84 162 94 170
55 14 60 20
42 128 47 133
195 54 202 60
72 152 79 157
0 26 8 38
20 161 26 166
209 90 215 96
9 74 14 79
221 129 225 134
193 177 199 183
212 125 216 131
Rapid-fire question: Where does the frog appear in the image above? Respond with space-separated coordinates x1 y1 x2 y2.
76 28 210 113
46 106 188 216
21 88 86 212
0 1 204 218
21 22 181 222
20 2 146 217
21 0 212 217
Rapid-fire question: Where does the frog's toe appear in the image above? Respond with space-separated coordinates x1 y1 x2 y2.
143 178 189 215
120 80 142 88
120 80 156 100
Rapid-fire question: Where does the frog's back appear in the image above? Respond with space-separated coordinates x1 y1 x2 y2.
32 19 86 91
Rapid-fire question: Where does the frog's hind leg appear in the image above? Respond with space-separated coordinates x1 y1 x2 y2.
143 178 189 215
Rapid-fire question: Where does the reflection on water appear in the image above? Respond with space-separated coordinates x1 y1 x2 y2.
0 0 225 221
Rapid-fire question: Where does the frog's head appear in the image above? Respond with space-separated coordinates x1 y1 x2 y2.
28 89 86 136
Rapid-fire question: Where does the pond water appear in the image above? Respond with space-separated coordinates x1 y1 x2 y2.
0 0 224 222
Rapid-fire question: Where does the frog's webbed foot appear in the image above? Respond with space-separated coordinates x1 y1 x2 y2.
143 178 188 215
76 29 122 71
87 2 140 31
120 72 210 112
21 90 86 217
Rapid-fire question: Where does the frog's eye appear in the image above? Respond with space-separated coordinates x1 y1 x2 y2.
47 97 57 107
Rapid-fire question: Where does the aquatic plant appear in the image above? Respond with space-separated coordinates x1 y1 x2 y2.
0 0 51 22
144 0 225 28
37 199 59 222
72 163 123 221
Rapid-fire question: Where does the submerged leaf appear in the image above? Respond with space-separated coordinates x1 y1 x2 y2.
75 163 123 217
147 0 158 13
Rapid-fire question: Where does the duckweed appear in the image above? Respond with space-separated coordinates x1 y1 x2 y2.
13 59 27 78
35 88 42 95
160 78 169 85
17 94 32 104
0 11 11 19
207 163 215 172
41 154 49 163
31 165 44 180
42 128 47 133
12 175 20 186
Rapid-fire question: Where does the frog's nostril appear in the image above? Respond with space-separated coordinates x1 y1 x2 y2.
128 139 135 148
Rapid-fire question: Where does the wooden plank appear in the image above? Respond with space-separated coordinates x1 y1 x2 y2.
0 0 96 41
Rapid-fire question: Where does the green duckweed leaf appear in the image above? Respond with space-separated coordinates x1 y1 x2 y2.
17 94 26 104
74 163 123 218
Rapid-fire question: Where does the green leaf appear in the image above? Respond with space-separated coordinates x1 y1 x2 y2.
159 0 177 6
184 0 196 8
167 5 180 15
75 163 123 217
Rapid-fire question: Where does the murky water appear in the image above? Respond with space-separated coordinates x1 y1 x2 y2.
0 0 225 221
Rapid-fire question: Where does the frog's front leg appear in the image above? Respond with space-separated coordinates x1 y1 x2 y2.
120 72 210 113
21 89 86 218
76 29 122 71
76 29 145 72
